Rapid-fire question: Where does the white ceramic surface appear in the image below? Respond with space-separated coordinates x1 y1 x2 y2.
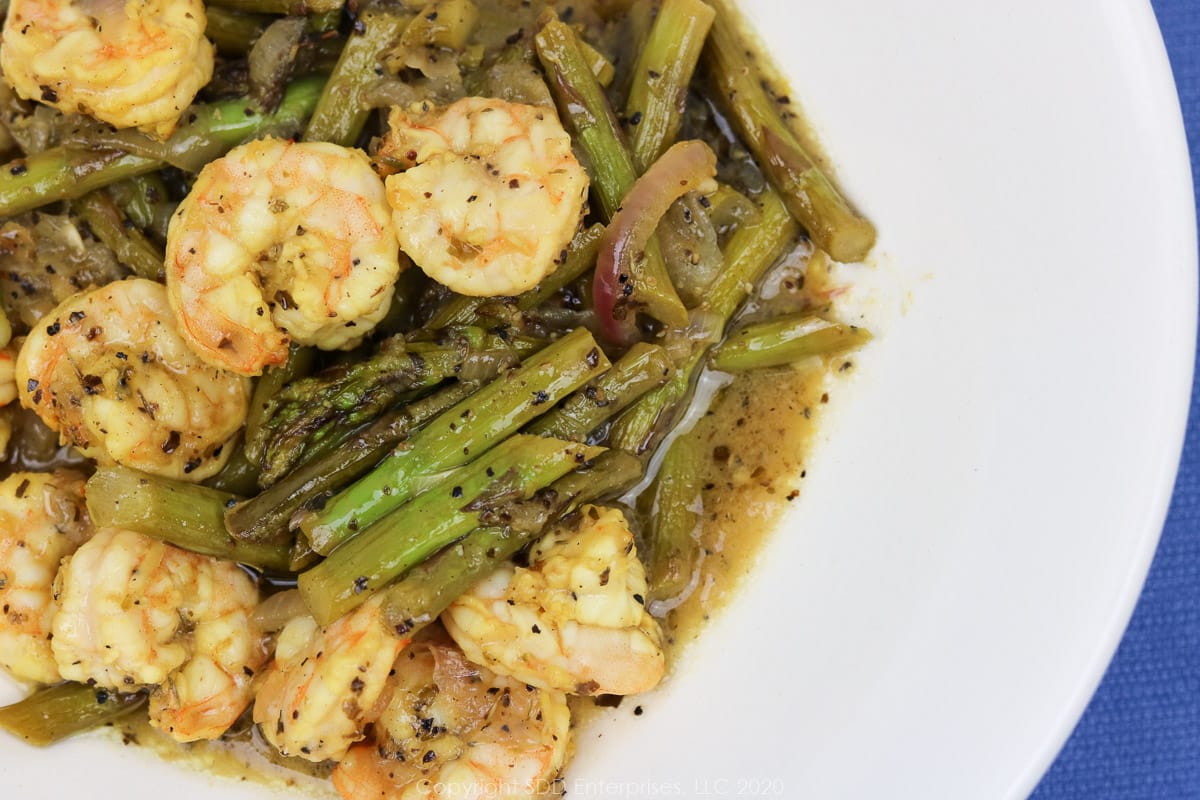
1 1 1195 798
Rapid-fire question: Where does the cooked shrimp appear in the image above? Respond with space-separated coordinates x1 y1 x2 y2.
0 470 91 684
0 348 16 408
443 505 665 696
0 0 214 138
15 278 250 482
379 97 589 297
165 138 403 377
332 632 571 800
51 527 267 742
253 594 410 762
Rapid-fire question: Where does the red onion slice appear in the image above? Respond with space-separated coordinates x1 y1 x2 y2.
594 140 718 344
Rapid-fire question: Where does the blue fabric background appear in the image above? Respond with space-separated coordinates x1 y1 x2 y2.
1029 2 1200 797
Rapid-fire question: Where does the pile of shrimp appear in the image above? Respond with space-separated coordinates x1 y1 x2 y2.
0 3 665 798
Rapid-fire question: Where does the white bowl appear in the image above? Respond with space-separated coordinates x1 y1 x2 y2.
1 1 1194 798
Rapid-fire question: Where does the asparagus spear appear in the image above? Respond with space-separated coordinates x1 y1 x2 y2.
225 381 479 544
0 684 146 747
242 345 318 469
251 328 534 483
304 9 412 145
645 430 704 604
205 6 270 52
526 343 674 442
711 314 872 371
380 449 643 632
300 327 610 554
535 13 688 329
625 0 716 171
298 434 602 624
73 191 165 281
427 223 604 329
704 5 875 263
207 0 342 14
0 77 326 216
85 467 291 572
610 187 797 455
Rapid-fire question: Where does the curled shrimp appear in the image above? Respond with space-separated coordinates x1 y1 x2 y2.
253 594 410 762
0 470 92 684
0 0 214 138
165 138 403 377
443 505 666 696
14 278 249 482
332 631 571 800
379 97 589 297
50 527 267 742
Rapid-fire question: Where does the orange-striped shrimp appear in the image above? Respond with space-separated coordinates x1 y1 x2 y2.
165 138 403 377
0 469 92 684
15 278 249 482
378 97 589 297
0 0 214 138
332 632 571 800
51 527 268 741
253 593 410 762
442 505 666 696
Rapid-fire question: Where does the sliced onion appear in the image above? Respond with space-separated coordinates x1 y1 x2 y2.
594 140 717 344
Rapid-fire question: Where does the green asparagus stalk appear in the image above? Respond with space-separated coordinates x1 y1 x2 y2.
380 449 643 632
207 0 343 14
610 187 797 454
205 6 270 52
85 466 291 572
625 0 715 170
711 314 872 371
300 327 610 554
298 434 602 624
74 191 165 281
427 223 604 329
526 343 674 441
535 13 688 328
0 77 325 216
704 5 875 263
225 381 478 544
252 329 533 483
0 684 146 747
202 440 262 496
107 174 171 236
303 8 412 145
645 430 704 604
243 345 318 469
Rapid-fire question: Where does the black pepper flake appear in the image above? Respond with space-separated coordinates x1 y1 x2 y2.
353 575 369 594
585 348 600 368
632 593 644 605
9 163 26 176
451 486 463 498
422 750 436 763
45 320 61 336
39 85 58 103
508 178 520 189
14 478 29 498
81 374 103 395
531 390 549 405
629 111 643 125
68 310 85 324
94 689 110 704
634 705 644 716
350 677 364 694
183 459 201 474
25 378 38 392
162 431 181 454
115 351 127 360
531 624 541 634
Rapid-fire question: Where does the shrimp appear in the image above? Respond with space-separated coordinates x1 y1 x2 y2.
165 138 403 377
15 278 250 482
332 631 571 800
0 470 92 684
442 505 666 696
379 97 589 297
253 594 410 762
50 527 267 742
0 0 214 138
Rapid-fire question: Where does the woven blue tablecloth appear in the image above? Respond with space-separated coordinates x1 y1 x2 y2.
1029 2 1199 797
